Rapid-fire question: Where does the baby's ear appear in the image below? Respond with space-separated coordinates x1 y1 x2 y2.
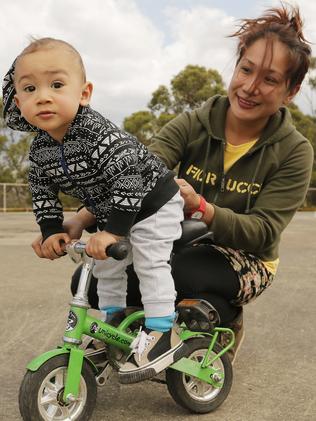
80 82 93 106
14 94 21 109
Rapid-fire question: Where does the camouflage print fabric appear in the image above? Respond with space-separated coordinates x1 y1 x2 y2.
212 245 274 306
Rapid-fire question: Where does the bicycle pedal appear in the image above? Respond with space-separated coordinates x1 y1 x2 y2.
96 361 115 387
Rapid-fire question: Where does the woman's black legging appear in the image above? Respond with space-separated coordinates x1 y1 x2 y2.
71 245 241 325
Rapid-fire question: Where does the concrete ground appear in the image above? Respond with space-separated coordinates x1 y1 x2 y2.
0 212 315 421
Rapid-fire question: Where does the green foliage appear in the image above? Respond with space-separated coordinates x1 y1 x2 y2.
288 102 316 187
124 64 226 142
171 65 226 111
0 99 33 183
306 57 316 187
124 111 155 146
148 85 172 114
308 57 316 90
1 135 33 183
0 98 79 209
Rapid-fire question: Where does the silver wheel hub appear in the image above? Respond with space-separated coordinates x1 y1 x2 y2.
38 365 87 420
183 348 224 402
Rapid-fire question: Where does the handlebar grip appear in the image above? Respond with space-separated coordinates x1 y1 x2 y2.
106 242 129 260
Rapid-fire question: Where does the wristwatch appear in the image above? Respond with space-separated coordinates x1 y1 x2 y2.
188 195 206 220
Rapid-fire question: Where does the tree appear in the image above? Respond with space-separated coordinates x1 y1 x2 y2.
303 56 316 193
0 99 81 210
305 56 316 117
170 65 226 112
308 57 316 91
0 99 33 183
123 65 226 142
124 111 155 147
288 102 316 187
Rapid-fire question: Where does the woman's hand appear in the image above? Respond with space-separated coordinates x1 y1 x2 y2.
175 178 200 213
175 178 215 224
86 231 122 260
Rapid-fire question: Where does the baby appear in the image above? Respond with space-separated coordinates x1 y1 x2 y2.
2 37 186 383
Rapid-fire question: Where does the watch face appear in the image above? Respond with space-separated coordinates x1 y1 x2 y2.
191 211 203 219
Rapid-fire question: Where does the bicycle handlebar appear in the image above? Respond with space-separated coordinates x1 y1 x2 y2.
106 242 129 260
71 241 128 260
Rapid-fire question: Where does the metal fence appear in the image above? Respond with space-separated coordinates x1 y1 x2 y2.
1 182 316 212
0 183 31 212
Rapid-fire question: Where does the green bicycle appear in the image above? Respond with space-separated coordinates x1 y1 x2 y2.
19 220 234 420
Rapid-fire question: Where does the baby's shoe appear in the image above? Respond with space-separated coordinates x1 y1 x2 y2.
118 327 187 384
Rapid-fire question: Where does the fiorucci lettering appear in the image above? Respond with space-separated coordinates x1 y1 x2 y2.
185 165 261 196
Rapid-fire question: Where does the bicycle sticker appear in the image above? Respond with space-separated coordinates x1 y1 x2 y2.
90 322 99 334
65 310 78 331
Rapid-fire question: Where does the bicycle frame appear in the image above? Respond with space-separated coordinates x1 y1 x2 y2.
26 242 235 404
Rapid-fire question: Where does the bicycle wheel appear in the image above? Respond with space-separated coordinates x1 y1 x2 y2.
19 354 97 421
166 337 232 413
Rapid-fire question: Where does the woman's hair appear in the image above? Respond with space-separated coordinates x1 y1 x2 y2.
230 3 312 91
16 37 86 82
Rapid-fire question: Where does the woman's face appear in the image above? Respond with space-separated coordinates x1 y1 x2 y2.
228 38 298 126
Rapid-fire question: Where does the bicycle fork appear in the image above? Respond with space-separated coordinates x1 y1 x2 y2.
62 253 136 402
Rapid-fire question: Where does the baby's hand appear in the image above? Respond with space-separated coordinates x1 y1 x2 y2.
86 231 122 260
40 233 71 260
31 234 45 258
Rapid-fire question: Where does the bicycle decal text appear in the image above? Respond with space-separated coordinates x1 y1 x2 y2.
89 322 130 345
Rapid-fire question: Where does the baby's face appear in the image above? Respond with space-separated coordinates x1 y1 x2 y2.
14 46 91 141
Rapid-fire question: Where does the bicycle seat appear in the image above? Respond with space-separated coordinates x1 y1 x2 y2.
176 298 220 331
173 219 212 253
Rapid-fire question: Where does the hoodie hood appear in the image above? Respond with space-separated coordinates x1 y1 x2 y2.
2 59 38 132
195 95 297 148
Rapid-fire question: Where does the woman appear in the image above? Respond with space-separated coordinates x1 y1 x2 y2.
147 4 314 361
40 4 314 363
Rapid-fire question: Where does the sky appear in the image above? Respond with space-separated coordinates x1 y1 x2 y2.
1 0 316 126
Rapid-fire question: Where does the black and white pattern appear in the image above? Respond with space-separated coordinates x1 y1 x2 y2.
27 106 170 235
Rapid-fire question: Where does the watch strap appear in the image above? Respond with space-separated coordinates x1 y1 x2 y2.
186 195 206 219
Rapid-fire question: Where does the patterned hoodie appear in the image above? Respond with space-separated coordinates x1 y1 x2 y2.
2 62 178 239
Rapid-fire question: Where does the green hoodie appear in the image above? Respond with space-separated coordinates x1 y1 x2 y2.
149 95 314 261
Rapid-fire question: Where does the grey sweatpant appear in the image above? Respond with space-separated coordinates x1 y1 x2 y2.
93 191 184 317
